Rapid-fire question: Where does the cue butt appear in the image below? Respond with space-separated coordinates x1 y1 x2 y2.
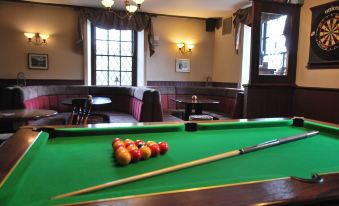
52 150 241 199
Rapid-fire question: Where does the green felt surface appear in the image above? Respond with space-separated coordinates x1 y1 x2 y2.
1 120 339 206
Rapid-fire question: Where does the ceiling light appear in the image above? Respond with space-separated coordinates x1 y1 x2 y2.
101 0 144 18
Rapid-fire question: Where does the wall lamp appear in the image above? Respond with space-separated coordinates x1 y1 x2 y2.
24 33 50 46
177 43 194 54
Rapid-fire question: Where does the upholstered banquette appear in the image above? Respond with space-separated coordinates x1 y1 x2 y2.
1 85 163 125
150 86 244 119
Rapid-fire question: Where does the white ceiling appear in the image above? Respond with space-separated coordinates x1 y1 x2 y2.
23 0 249 18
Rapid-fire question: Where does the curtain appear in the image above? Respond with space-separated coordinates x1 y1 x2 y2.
233 7 252 54
76 8 155 56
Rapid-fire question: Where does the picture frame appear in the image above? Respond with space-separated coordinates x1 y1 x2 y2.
175 58 190 73
28 53 48 70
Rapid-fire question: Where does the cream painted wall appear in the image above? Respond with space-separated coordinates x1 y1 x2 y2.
0 2 83 80
296 0 339 88
146 16 214 82
212 11 242 84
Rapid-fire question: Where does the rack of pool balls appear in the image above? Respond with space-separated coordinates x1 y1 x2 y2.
112 138 169 166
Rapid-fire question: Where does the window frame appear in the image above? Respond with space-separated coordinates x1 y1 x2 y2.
91 24 138 86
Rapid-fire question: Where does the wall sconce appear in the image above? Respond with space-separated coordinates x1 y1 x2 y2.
24 33 50 46
177 43 194 54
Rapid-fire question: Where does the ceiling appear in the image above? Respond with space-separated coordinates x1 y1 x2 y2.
22 0 249 18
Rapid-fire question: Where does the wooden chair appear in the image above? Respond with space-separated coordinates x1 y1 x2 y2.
68 95 93 125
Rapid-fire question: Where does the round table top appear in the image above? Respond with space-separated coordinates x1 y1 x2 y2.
171 97 220 104
0 109 58 121
62 97 112 105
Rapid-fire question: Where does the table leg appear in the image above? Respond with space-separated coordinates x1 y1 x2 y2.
195 104 203 114
184 104 192 121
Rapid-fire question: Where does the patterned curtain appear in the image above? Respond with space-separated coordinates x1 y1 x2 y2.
233 7 252 54
76 8 155 56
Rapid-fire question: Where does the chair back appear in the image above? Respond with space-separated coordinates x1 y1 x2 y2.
68 95 93 125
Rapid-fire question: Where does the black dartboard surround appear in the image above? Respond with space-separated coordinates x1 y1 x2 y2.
308 1 339 68
310 9 339 61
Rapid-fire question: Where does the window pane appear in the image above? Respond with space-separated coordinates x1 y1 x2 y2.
109 71 120 86
121 57 132 71
96 71 108 85
109 57 120 71
96 40 108 55
96 28 108 40
109 41 120 55
109 29 120 41
121 72 132 86
121 30 132 42
96 56 108 70
121 42 132 56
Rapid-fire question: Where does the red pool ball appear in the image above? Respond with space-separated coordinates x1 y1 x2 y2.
125 142 135 149
112 138 122 148
149 144 160 157
158 142 169 154
135 140 145 146
129 149 142 162
124 139 135 147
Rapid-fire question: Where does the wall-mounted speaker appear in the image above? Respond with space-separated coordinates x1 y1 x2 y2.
205 18 222 32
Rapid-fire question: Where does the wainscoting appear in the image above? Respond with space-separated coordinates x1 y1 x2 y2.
293 87 339 124
244 84 339 124
147 81 238 88
0 79 84 86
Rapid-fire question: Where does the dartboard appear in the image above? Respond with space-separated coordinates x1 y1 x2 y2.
310 6 339 61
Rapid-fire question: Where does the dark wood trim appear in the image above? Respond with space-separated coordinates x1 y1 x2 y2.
212 82 239 88
293 86 339 124
0 79 84 86
132 31 138 86
0 129 40 185
249 1 300 85
147 81 238 88
1 0 207 20
91 24 96 86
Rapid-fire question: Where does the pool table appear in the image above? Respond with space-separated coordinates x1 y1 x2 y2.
1 118 339 206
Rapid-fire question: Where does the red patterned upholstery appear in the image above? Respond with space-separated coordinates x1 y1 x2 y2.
7 86 162 123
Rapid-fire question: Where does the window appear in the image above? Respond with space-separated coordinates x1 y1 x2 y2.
259 14 288 75
91 26 137 86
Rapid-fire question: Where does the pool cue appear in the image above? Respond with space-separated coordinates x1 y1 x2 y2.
52 130 319 200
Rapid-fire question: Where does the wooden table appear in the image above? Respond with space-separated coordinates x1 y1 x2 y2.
171 97 220 120
61 97 112 105
0 109 58 131
0 109 58 122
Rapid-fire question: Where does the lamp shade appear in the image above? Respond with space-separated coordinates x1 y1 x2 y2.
133 0 144 4
176 43 185 49
24 33 35 38
102 0 114 8
187 44 195 50
40 34 50 40
126 5 138 13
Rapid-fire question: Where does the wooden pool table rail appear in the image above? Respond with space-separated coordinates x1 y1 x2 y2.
1 118 339 206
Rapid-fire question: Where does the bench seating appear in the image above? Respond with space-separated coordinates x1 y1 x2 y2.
1 85 163 126
150 86 244 120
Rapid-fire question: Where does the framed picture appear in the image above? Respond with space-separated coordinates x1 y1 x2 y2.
175 58 190 73
28 53 48 70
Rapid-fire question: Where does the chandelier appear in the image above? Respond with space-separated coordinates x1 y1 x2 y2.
101 0 144 17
